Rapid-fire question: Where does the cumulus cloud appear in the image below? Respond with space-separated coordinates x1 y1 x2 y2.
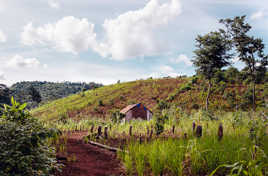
0 30 7 43
250 10 265 20
48 0 60 9
21 0 181 60
170 54 192 66
5 55 43 69
21 16 101 54
101 0 181 60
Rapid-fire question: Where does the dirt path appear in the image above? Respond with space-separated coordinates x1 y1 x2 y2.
56 132 125 176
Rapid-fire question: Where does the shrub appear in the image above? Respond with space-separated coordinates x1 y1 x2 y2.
179 83 192 92
154 112 167 135
157 100 169 110
0 98 60 176
98 100 104 106
191 76 198 84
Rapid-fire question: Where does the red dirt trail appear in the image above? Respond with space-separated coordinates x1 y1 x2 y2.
56 132 125 176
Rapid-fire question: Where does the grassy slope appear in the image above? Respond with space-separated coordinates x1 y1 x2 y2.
32 77 264 121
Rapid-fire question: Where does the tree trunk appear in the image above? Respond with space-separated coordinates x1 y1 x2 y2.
206 80 212 111
252 81 256 111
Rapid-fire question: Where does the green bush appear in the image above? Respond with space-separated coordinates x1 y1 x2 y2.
157 100 169 110
98 100 104 106
154 112 168 135
0 98 60 176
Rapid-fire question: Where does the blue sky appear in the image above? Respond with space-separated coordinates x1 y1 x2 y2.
0 0 267 86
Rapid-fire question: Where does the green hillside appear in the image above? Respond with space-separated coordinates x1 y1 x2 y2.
32 76 268 121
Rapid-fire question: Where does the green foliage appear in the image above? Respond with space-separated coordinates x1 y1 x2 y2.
10 81 102 109
1 97 29 123
0 98 60 176
154 112 167 135
193 30 232 81
157 100 169 110
224 67 241 84
98 100 104 106
210 145 268 176
220 16 268 110
117 110 268 176
193 30 232 111
0 84 10 108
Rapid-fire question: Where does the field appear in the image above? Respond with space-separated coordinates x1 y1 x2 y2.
43 107 268 176
28 77 268 175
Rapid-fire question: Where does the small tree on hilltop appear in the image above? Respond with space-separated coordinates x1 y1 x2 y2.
220 16 268 111
192 31 232 111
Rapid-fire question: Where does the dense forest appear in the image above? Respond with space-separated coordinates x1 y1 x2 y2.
0 84 11 106
0 81 102 108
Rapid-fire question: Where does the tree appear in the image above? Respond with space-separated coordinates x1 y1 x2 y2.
0 84 10 107
220 16 268 111
192 31 232 111
224 67 241 84
28 85 42 104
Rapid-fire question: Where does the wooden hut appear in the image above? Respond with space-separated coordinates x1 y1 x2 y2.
120 103 153 121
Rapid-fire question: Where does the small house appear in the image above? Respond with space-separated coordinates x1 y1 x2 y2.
120 103 153 121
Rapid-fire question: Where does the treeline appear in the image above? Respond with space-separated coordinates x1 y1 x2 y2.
0 81 102 109
212 66 268 85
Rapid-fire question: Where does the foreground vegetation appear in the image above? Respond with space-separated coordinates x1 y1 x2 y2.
43 106 268 175
0 98 60 176
118 112 268 176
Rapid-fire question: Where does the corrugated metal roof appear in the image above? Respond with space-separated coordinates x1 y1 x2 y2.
120 103 153 114
120 104 139 114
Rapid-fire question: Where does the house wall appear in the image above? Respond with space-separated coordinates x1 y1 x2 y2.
125 111 132 121
147 110 153 120
128 104 148 120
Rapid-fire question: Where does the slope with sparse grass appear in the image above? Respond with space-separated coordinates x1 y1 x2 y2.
32 77 267 121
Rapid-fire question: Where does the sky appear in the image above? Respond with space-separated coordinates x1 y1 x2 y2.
0 0 267 86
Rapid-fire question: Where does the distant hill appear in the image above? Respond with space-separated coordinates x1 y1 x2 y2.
32 76 268 121
8 81 102 108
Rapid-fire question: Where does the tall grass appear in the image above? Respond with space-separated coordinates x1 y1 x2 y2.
119 133 268 175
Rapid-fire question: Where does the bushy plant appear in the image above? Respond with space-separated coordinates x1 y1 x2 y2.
154 112 167 135
0 98 60 176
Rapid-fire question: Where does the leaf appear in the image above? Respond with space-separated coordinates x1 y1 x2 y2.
11 97 15 106
19 103 27 111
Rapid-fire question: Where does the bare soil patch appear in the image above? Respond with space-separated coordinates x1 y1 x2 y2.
56 132 125 176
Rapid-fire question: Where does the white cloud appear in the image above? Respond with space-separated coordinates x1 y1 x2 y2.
0 72 5 80
150 65 178 78
21 16 101 54
0 30 7 43
101 0 181 60
48 0 60 9
5 55 42 69
170 54 192 66
250 10 265 20
21 0 181 60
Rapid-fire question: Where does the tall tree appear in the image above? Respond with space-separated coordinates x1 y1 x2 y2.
28 85 42 104
193 31 232 111
220 16 268 111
